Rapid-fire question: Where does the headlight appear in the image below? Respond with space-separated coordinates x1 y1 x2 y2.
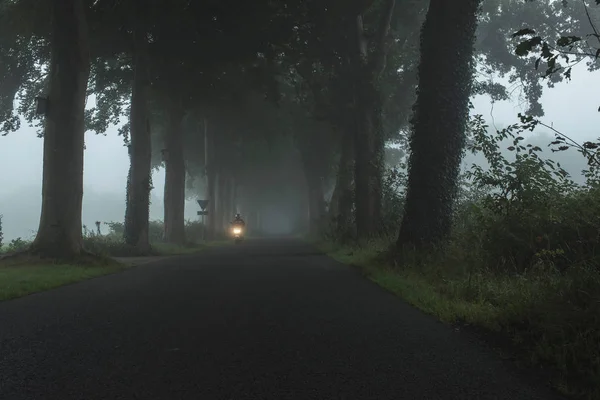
233 227 242 234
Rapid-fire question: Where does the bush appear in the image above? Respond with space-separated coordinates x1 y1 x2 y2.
80 219 208 257
322 114 600 396
101 219 205 244
183 220 206 243
462 115 600 274
0 214 3 250
5 237 31 253
101 220 164 243
443 118 600 392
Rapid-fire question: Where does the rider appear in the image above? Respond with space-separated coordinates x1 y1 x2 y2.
232 213 245 227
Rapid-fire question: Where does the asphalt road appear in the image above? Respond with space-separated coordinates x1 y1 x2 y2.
0 238 563 400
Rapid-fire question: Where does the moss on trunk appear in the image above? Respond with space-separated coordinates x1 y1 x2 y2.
397 0 482 251
124 27 152 253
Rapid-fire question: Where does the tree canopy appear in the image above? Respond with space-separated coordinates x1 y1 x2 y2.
1 0 598 252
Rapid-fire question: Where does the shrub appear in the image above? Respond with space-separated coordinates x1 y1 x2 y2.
322 113 600 394
102 220 164 243
6 237 31 253
462 115 600 273
0 214 3 250
184 220 206 243
80 219 207 257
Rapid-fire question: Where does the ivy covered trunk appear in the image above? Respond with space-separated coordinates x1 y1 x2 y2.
163 103 186 245
396 0 481 251
31 0 90 259
124 27 152 252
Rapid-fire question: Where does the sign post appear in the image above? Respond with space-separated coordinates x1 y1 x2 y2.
197 199 209 240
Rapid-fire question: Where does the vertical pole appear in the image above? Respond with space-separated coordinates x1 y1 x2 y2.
204 118 208 175
204 118 208 242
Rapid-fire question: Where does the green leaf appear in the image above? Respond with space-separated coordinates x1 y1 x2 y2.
556 36 581 47
515 37 542 56
541 43 552 58
512 28 536 37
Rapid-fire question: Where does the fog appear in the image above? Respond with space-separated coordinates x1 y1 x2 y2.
1 63 599 241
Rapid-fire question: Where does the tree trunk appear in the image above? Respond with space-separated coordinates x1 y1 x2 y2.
351 1 394 239
331 129 355 238
306 172 326 236
215 173 225 236
353 80 386 238
124 27 152 252
353 87 378 237
221 173 231 232
31 0 90 259
206 166 216 239
231 178 238 215
397 0 481 251
163 103 186 245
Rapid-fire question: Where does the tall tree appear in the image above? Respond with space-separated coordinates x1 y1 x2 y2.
348 0 396 238
397 0 482 251
31 0 90 258
162 98 186 244
124 21 152 251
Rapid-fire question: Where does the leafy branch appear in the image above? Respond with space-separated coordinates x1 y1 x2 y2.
512 1 600 80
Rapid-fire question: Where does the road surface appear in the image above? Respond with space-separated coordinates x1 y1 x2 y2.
0 238 563 399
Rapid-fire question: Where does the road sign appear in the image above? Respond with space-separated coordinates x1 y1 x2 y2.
197 199 209 210
197 210 208 216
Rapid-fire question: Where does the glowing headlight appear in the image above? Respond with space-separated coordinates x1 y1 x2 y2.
233 227 242 234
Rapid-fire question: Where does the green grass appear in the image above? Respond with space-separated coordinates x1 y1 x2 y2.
317 238 600 400
0 234 235 302
0 263 126 302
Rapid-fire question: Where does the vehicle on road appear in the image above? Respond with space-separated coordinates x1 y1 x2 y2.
231 213 245 244
231 224 244 244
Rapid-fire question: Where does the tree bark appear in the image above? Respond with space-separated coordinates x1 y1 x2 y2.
350 0 395 239
206 166 216 239
330 129 355 237
353 84 382 237
163 102 186 245
305 171 326 236
214 172 225 236
221 173 233 232
124 27 152 252
397 0 482 251
231 177 238 216
31 0 90 259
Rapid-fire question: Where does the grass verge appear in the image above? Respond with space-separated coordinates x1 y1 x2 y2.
0 237 233 302
316 238 600 400
0 256 126 302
